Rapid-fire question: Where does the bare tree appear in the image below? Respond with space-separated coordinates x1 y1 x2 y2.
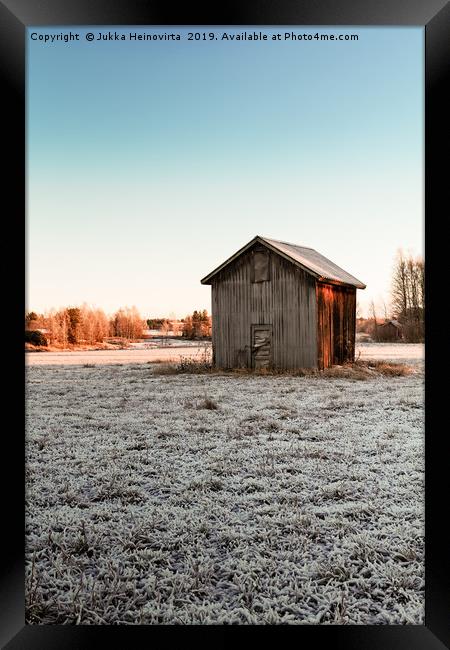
160 319 170 339
391 250 409 318
79 304 110 344
110 306 145 339
369 300 379 341
391 250 424 342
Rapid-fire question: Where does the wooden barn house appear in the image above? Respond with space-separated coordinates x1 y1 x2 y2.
201 236 366 370
378 319 403 341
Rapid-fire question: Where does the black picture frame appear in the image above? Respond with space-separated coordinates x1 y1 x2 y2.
3 0 448 647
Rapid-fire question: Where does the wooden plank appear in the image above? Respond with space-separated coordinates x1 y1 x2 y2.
316 283 356 368
211 245 317 369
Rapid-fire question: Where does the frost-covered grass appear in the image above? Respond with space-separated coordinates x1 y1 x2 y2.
25 358 424 625
25 344 211 366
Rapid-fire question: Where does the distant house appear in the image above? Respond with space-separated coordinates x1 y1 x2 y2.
379 320 403 341
144 329 163 335
201 235 366 370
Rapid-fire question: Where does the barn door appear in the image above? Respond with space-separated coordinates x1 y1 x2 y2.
251 325 272 370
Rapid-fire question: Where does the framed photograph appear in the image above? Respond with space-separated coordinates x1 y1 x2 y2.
3 0 448 647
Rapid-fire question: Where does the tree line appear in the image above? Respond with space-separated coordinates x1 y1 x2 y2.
182 309 211 339
25 305 212 346
390 250 424 342
145 311 211 339
359 250 424 343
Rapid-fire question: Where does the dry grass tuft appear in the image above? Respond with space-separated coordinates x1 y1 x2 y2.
354 359 413 377
322 366 370 381
197 397 219 410
151 359 413 380
177 355 213 374
322 360 413 380
152 355 213 376
151 364 179 376
371 362 412 377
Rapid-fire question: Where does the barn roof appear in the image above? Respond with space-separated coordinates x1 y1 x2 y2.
381 319 402 328
201 235 366 288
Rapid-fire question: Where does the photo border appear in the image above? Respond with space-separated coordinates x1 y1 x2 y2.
2 0 448 646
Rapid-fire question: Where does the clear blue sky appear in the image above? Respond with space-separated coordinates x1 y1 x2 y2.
27 26 423 318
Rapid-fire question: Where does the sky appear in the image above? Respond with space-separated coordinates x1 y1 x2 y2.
27 26 424 318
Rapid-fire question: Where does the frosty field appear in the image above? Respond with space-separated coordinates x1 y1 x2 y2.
25 345 424 625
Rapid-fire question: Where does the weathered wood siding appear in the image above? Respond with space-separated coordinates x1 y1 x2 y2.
316 283 356 369
211 247 317 369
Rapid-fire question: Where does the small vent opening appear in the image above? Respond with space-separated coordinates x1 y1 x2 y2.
253 249 270 282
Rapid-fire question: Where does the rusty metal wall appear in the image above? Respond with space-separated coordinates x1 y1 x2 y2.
316 283 356 369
